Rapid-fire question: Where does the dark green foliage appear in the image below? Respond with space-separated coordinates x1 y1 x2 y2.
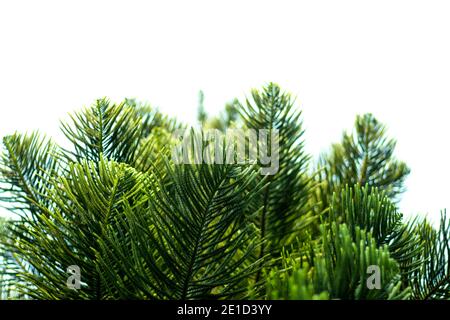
0 83 448 300
0 132 60 215
6 159 145 299
97 161 263 299
315 114 410 215
410 212 450 299
239 83 314 257
61 98 145 164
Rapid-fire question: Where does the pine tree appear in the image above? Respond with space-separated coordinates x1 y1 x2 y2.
0 84 448 300
314 113 410 216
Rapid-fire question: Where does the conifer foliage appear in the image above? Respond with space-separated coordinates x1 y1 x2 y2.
0 85 448 300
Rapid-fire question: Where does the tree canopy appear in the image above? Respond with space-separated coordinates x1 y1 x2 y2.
0 84 448 300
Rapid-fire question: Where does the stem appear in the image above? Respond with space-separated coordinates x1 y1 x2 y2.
255 183 271 284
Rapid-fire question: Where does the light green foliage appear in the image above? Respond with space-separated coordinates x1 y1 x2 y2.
314 223 410 300
267 264 329 300
270 222 411 300
0 218 24 299
329 185 424 277
197 90 240 131
266 186 417 301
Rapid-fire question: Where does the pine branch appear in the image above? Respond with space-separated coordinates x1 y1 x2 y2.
316 113 410 214
60 98 145 164
96 157 264 299
238 83 315 256
0 132 60 216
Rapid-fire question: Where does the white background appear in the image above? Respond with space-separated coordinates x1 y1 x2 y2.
0 0 449 222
